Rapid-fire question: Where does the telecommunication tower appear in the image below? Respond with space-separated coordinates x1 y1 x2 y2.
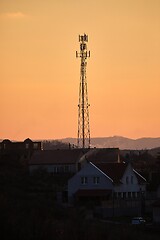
76 34 91 148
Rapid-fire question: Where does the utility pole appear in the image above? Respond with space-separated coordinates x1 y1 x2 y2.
76 34 91 148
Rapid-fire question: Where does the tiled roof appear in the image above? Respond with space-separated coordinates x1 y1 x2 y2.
94 162 127 183
75 189 112 197
84 148 120 163
29 149 84 165
93 162 146 184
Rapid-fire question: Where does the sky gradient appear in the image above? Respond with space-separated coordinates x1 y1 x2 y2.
0 0 160 140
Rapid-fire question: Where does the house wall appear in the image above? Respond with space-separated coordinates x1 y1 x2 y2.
68 162 113 201
114 164 146 198
29 163 77 174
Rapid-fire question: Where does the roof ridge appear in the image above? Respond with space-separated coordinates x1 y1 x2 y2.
133 169 147 182
90 162 113 182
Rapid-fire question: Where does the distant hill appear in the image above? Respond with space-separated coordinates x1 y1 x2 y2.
61 136 160 150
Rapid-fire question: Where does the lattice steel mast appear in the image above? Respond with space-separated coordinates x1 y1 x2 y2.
76 34 91 148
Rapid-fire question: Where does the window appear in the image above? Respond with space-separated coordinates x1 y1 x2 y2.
33 143 38 149
64 165 69 172
126 176 129 184
25 143 29 149
81 176 87 185
128 192 131 198
132 192 135 198
118 192 122 198
54 166 59 173
137 192 140 198
93 176 100 184
123 192 126 199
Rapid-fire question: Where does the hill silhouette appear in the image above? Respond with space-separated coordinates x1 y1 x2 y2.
60 136 160 150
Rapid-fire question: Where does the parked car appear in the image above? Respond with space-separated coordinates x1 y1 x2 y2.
131 217 146 225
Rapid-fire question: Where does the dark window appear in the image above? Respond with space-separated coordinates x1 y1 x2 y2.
33 143 38 149
64 165 69 172
93 176 100 184
81 176 87 185
128 192 131 198
137 192 140 198
132 192 135 198
123 192 126 198
118 192 122 198
25 143 29 149
54 166 59 173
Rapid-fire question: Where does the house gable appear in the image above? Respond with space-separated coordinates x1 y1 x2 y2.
68 162 113 201
114 163 146 196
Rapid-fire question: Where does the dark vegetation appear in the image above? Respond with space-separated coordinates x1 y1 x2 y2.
0 151 160 240
42 140 73 150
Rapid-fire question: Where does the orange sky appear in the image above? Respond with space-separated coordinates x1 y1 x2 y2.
0 0 160 140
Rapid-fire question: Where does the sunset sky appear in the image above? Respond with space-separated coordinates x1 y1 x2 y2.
0 0 160 141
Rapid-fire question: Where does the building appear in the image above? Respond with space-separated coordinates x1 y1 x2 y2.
0 138 42 152
29 148 121 175
68 162 147 216
0 138 42 164
29 149 88 175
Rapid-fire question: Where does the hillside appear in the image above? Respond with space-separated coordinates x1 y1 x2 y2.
61 136 160 150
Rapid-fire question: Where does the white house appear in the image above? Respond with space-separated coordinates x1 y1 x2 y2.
68 162 147 204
